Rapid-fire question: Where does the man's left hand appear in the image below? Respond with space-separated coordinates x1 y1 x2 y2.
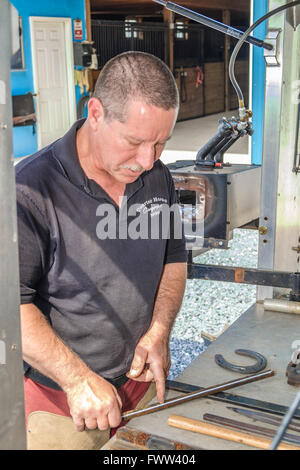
126 330 171 403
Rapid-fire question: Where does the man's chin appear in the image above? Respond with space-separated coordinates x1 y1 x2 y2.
118 169 144 183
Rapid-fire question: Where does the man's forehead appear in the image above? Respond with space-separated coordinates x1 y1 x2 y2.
126 98 177 114
106 99 177 143
125 132 173 144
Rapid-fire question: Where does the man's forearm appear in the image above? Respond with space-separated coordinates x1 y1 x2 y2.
20 303 91 390
148 262 187 338
126 262 187 400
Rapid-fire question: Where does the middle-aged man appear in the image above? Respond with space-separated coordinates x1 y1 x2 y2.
16 51 187 449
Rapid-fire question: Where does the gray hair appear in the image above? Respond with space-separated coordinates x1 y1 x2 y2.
93 51 179 122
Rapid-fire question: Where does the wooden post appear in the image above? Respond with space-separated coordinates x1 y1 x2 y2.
85 0 94 91
163 8 175 72
85 0 92 42
222 9 231 112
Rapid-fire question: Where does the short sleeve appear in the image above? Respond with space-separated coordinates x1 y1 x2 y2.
16 189 51 304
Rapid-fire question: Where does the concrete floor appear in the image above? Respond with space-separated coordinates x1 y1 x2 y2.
161 111 251 166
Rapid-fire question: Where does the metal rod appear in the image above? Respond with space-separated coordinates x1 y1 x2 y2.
188 264 298 290
227 406 300 433
203 413 300 446
270 391 300 450
152 0 273 50
167 379 300 419
122 369 274 420
263 299 300 315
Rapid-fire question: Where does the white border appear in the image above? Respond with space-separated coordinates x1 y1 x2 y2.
29 17 76 149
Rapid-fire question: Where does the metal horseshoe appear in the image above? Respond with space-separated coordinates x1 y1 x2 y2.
214 349 267 374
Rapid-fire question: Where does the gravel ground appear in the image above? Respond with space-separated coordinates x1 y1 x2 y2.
168 228 259 380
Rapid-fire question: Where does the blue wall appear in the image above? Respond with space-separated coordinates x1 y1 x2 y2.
10 0 87 158
251 0 268 165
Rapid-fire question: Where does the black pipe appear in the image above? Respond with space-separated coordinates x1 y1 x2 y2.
214 134 244 162
206 135 235 162
153 0 273 51
196 121 233 162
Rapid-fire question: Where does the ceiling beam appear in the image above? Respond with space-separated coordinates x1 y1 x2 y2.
90 0 250 14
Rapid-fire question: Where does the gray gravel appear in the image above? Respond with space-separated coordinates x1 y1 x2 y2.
168 228 259 380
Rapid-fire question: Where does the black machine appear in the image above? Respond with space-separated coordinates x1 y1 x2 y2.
73 41 93 67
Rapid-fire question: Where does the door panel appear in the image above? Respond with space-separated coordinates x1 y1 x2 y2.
32 20 71 148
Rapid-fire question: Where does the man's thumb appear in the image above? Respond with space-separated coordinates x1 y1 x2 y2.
128 349 147 378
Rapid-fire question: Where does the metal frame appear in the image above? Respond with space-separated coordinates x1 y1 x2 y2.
187 264 300 301
184 1 300 303
0 0 26 450
257 0 300 300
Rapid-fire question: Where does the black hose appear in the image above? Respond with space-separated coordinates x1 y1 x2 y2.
229 0 300 108
77 94 90 120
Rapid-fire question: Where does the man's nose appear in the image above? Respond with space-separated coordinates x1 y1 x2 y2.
135 145 155 171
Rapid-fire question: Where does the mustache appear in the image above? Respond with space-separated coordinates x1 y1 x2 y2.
119 164 144 172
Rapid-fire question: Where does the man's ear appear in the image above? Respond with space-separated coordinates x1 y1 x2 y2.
87 97 105 130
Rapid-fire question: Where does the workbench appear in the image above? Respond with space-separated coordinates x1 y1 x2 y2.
102 302 300 450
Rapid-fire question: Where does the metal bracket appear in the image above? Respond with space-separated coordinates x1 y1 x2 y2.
286 4 300 30
264 29 281 66
291 349 300 365
286 349 300 386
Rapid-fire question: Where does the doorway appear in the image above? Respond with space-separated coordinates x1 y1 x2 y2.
30 17 76 148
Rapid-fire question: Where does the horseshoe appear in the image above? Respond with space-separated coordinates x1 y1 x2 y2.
214 349 267 374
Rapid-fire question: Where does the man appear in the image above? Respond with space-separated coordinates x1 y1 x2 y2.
16 52 187 450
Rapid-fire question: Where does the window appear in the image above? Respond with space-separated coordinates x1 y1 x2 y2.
175 20 189 41
125 18 143 40
125 19 138 39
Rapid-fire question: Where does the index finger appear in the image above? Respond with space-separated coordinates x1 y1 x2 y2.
150 361 166 404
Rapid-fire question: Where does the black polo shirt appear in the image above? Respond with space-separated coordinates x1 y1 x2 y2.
16 119 187 390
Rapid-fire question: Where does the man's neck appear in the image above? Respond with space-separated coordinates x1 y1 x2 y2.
76 123 126 206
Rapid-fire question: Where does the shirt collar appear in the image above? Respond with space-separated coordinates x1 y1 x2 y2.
52 118 87 190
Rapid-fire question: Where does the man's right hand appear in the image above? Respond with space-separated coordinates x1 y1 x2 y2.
20 303 123 432
65 372 123 432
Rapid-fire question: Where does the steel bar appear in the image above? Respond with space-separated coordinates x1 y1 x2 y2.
228 406 300 433
122 369 274 420
166 379 300 419
203 413 300 446
152 1 273 50
270 391 300 450
188 263 298 290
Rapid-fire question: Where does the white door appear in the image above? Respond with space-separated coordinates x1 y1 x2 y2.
30 18 76 148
